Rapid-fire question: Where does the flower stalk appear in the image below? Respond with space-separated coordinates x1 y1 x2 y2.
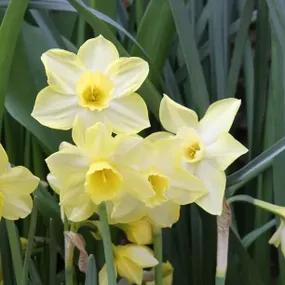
215 203 231 285
98 202 117 285
6 220 23 285
153 226 163 285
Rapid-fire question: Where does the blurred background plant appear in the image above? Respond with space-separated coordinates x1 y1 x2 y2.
0 0 285 284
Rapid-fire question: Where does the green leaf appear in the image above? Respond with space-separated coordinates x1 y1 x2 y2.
85 255 97 285
242 219 276 248
168 0 209 114
131 0 175 77
5 23 71 154
227 135 285 195
0 0 29 134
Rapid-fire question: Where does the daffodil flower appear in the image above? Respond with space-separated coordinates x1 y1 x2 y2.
110 133 207 227
99 244 158 285
116 217 153 245
145 261 173 285
46 120 154 222
32 35 150 134
159 95 248 215
0 145 39 220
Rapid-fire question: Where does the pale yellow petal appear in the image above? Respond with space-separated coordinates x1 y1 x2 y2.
110 195 145 224
195 160 226 215
159 95 198 134
104 93 150 134
2 194 33 220
0 166 39 196
45 145 88 189
0 145 9 173
116 245 158 268
41 49 84 93
147 201 180 228
206 133 248 170
31 87 79 130
62 187 95 222
145 131 174 143
120 218 152 245
47 174 60 194
107 57 149 98
78 122 113 159
118 166 155 202
99 264 108 285
116 256 142 285
166 168 207 205
77 35 119 72
199 98 241 145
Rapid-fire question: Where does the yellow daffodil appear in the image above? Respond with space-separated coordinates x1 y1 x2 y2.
116 217 153 245
46 120 154 222
110 133 207 227
32 35 150 134
99 244 158 285
0 145 39 220
145 261 173 285
159 95 248 215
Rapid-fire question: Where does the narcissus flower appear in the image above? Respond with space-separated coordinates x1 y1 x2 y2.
116 217 153 245
46 120 154 222
145 261 173 285
0 145 39 220
99 244 158 285
110 133 207 227
159 95 248 215
32 35 150 134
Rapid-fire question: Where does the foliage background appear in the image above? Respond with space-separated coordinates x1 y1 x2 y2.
0 0 284 284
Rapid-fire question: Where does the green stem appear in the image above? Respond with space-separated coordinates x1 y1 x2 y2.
153 226 163 285
98 203 116 285
227 194 285 218
215 276 226 285
22 201 38 285
64 217 73 285
5 220 23 285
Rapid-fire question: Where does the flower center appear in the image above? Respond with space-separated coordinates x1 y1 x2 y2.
184 141 204 162
77 71 113 111
0 192 4 219
85 161 122 205
147 174 169 206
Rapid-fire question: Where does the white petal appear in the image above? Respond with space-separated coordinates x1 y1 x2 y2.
195 161 226 215
105 93 150 134
107 57 149 98
206 133 248 170
159 95 198 134
41 49 84 93
199 98 241 145
77 35 119 72
31 87 79 130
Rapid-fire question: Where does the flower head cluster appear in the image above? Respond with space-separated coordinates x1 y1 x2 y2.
31 35 247 284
